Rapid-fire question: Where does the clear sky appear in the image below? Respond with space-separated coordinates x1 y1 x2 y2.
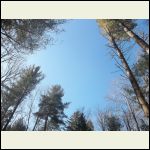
25 19 148 127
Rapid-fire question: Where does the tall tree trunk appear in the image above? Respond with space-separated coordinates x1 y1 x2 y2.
124 97 140 131
108 33 149 117
118 21 149 55
32 116 39 131
44 115 48 131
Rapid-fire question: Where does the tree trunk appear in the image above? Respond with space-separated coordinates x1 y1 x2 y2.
32 116 39 131
118 21 149 55
109 34 149 117
44 115 48 131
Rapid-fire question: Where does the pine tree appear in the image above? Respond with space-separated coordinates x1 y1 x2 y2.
67 111 94 131
2 65 44 130
34 85 70 131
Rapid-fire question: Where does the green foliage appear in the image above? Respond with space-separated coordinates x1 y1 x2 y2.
67 111 94 131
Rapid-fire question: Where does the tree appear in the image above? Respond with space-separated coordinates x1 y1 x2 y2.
67 111 94 131
1 19 65 54
1 65 44 130
34 85 70 131
97 19 149 117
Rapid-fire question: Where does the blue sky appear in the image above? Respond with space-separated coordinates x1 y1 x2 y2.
25 19 148 123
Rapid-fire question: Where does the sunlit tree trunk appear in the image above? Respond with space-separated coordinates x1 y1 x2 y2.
118 21 149 54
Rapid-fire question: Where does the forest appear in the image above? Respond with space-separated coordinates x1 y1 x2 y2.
1 19 149 131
